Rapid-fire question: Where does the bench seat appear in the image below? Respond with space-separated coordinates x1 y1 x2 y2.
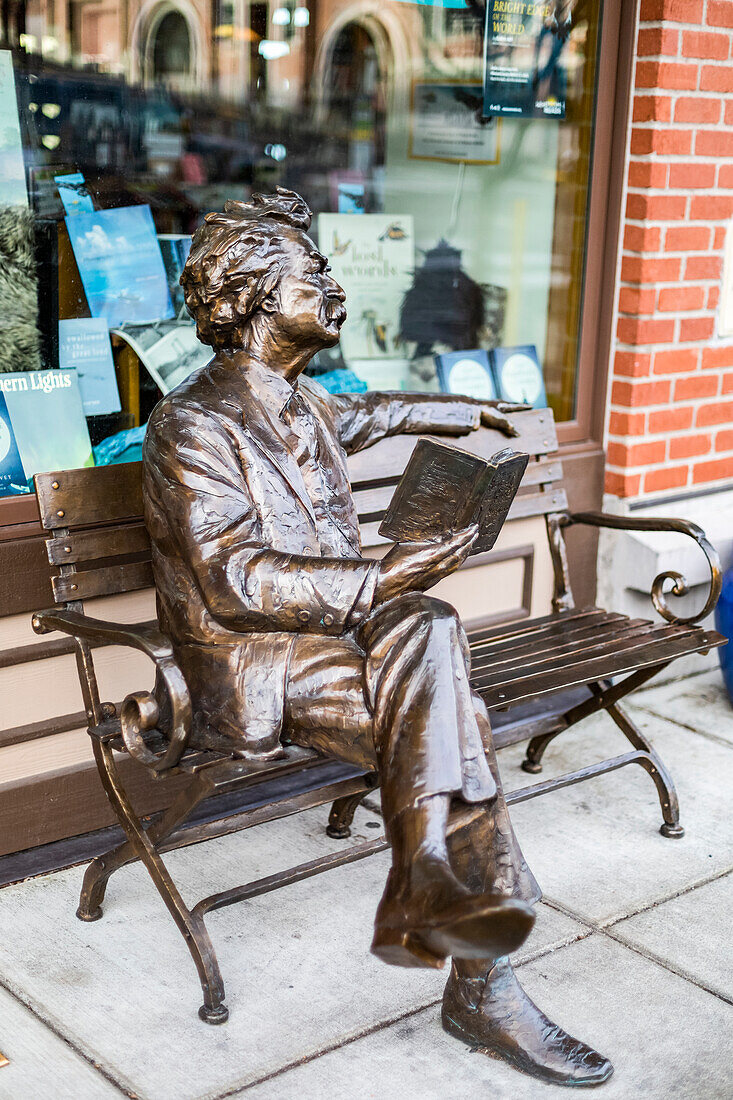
471 606 722 710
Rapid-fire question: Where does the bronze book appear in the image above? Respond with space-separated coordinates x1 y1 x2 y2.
379 438 529 554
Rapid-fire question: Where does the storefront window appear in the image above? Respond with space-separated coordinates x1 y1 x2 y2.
0 0 602 495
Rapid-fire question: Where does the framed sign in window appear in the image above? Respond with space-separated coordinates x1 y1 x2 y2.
409 82 501 165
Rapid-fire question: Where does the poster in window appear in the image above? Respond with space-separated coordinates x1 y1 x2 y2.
0 391 28 495
483 2 567 120
0 371 94 480
111 321 212 395
318 214 415 361
0 50 27 207
65 205 174 327
59 318 121 415
409 83 500 165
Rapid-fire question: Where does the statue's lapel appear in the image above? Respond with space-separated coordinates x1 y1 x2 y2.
241 401 317 525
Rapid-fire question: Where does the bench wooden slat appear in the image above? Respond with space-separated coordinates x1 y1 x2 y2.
51 560 154 603
351 456 563 501
469 610 627 657
467 607 603 646
353 458 564 523
45 524 151 566
470 616 651 673
477 628 722 710
35 464 143 530
474 621 697 689
346 409 558 486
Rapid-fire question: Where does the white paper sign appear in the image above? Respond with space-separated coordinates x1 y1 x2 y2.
318 214 415 361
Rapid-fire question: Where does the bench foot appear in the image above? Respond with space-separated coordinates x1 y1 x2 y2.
90 741 228 1023
199 1003 229 1025
660 822 685 839
326 790 370 839
76 905 103 922
520 759 543 775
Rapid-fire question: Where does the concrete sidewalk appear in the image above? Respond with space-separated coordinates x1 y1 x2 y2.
0 669 731 1100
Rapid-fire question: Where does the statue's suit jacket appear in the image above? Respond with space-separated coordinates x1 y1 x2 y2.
143 354 480 757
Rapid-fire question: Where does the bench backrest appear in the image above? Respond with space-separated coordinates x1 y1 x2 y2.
34 406 564 608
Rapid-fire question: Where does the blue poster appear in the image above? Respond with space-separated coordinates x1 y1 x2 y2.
65 205 174 326
0 391 28 495
55 172 95 216
59 317 121 415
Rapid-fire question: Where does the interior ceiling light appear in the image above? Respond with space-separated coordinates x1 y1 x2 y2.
41 102 61 119
41 134 61 149
293 7 309 26
258 40 290 59
272 7 291 24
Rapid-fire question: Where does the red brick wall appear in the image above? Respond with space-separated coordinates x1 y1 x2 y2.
606 0 733 498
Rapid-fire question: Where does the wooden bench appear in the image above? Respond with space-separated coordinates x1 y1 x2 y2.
31 407 725 1024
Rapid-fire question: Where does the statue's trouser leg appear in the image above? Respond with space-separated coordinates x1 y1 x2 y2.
283 592 539 909
284 595 613 1085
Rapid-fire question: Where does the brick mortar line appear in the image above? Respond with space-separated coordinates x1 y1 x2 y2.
214 928 596 1099
0 974 137 1100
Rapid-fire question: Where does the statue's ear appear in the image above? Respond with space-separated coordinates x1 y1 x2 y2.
258 269 281 314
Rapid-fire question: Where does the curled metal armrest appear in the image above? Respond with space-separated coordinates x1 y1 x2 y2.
568 512 722 626
32 608 192 772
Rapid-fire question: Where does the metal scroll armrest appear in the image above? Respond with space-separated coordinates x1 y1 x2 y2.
31 608 192 772
567 512 722 626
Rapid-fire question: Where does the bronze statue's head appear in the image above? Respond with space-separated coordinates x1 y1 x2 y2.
180 187 346 355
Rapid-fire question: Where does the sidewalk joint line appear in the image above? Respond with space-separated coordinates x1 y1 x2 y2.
0 975 138 1100
631 702 733 750
210 930 593 1098
542 889 733 1008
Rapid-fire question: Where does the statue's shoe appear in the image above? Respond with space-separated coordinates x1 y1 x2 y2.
371 886 535 969
442 958 614 1087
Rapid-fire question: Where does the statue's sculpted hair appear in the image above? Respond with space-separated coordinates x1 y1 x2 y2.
180 187 313 349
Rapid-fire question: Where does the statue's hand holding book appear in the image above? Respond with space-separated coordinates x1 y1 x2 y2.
379 438 529 556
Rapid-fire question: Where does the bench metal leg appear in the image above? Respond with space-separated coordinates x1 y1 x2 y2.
519 663 683 838
326 790 370 838
605 701 683 838
89 740 229 1024
78 776 212 922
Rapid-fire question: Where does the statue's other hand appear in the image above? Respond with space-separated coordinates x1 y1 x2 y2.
478 403 529 437
375 525 479 603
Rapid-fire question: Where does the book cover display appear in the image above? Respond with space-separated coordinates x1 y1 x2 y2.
0 371 94 482
491 344 547 407
434 349 498 400
59 318 121 415
436 345 546 408
318 213 415 361
0 391 28 495
483 1 567 120
65 205 174 327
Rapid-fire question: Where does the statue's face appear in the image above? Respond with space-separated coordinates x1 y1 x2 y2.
270 231 346 350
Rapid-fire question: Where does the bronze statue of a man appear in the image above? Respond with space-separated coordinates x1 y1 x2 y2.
143 188 612 1087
